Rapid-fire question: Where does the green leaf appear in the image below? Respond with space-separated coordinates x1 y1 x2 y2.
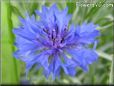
84 0 106 22
29 3 38 14
98 42 113 51
10 5 23 17
96 50 112 61
67 2 76 14
109 56 114 84
1 1 20 84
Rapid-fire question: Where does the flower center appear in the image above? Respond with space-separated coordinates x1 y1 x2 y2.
43 26 68 49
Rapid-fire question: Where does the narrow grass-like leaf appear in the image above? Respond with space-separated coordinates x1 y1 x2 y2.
97 23 113 30
11 5 23 17
71 5 79 24
84 0 106 22
109 57 114 84
67 2 76 14
1 1 20 84
96 50 112 61
98 42 113 51
29 3 38 14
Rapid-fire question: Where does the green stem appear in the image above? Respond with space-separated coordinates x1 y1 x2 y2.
109 57 114 84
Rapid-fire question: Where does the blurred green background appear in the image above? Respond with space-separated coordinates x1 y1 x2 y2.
1 0 114 84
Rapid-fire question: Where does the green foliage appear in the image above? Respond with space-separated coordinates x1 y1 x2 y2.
1 1 20 84
1 0 114 84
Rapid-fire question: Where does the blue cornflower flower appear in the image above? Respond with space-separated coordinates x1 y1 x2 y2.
13 4 100 79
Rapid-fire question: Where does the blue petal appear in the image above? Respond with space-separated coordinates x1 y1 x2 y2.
60 54 77 76
75 23 100 44
67 67 76 76
25 50 53 77
13 28 33 40
66 48 98 71
80 22 98 33
19 14 38 34
55 14 72 32
14 35 43 53
65 24 76 42
50 55 61 80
